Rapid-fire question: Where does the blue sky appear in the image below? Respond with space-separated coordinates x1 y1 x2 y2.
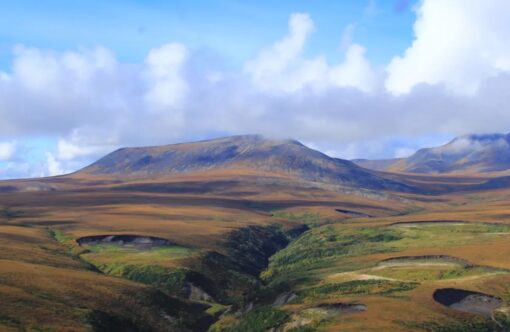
1 0 510 179
0 0 416 69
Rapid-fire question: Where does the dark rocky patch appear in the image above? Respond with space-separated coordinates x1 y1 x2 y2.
0 185 18 193
76 234 175 249
335 208 372 218
433 288 503 318
112 180 240 194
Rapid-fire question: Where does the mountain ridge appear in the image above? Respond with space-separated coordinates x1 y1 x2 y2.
78 134 414 192
355 132 510 174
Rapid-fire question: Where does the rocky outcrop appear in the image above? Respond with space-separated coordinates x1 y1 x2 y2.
433 288 503 318
76 234 174 249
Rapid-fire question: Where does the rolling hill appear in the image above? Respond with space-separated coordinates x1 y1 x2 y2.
355 133 510 174
3 135 510 331
79 135 414 192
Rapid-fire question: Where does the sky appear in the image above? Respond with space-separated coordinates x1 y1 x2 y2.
1 0 510 179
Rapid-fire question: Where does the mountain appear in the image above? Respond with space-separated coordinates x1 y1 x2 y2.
78 135 413 191
355 133 510 174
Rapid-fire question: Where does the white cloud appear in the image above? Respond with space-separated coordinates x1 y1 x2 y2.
329 44 377 92
12 45 116 95
0 142 15 160
244 13 377 93
386 0 510 94
394 147 415 158
144 43 188 109
244 13 317 93
57 138 110 161
45 153 64 176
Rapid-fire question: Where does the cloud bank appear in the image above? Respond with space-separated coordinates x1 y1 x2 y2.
386 0 510 94
1 0 510 178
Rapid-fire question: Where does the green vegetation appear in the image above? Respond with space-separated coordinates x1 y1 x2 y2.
396 318 507 332
81 243 192 265
222 224 294 277
211 307 290 332
49 229 73 244
392 223 510 250
205 303 228 316
246 221 510 330
372 265 502 282
80 244 197 294
302 280 418 300
263 223 510 285
262 226 402 283
105 264 189 294
78 243 196 295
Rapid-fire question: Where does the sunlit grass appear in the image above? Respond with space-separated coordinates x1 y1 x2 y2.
80 243 193 267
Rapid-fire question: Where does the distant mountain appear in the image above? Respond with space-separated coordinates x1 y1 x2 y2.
78 135 413 191
355 133 510 174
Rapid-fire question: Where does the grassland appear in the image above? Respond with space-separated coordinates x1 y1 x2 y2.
2 170 510 331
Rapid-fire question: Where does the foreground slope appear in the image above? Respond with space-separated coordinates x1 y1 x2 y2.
355 133 510 174
2 135 510 331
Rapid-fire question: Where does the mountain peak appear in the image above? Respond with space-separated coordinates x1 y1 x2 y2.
78 135 412 191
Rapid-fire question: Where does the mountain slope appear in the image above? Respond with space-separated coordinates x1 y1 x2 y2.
78 135 413 191
355 133 510 174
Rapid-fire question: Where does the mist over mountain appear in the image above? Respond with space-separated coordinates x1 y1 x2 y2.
355 133 510 174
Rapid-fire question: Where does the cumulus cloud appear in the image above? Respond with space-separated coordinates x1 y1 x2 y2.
328 44 377 92
11 45 116 95
244 13 377 93
144 43 188 109
386 0 510 94
244 13 315 93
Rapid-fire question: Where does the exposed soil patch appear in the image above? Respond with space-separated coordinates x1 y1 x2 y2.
388 220 472 227
378 255 472 268
335 209 372 218
290 303 367 330
388 220 505 228
315 302 367 314
328 271 395 282
433 288 503 318
76 234 175 249
273 292 297 306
